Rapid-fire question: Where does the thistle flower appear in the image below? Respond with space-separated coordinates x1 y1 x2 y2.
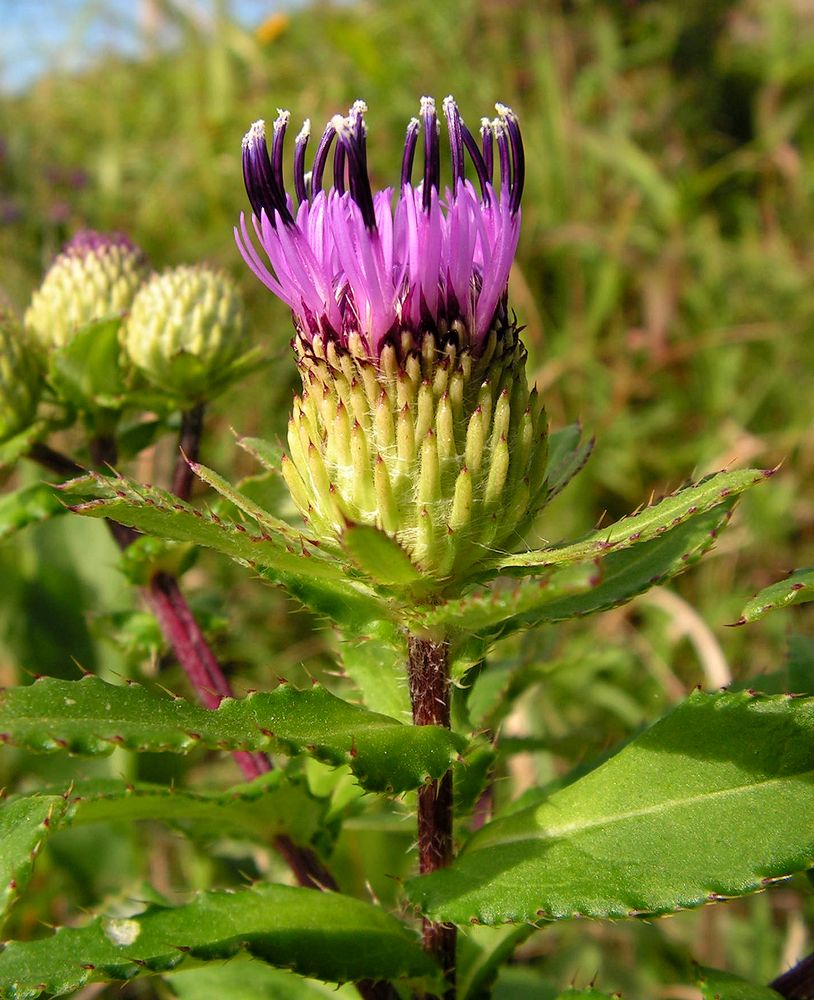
237 97 546 585
123 265 249 404
24 231 149 352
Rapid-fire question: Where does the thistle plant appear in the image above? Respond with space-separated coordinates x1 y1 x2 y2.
0 97 811 1000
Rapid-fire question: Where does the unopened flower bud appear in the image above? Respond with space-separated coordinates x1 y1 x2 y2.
0 307 41 442
122 265 248 403
25 231 148 351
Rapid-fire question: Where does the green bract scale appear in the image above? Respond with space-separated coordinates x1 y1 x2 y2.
24 231 149 351
123 265 248 403
286 321 547 582
0 307 41 442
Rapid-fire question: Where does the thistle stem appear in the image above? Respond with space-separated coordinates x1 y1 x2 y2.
407 634 456 999
171 403 205 501
28 442 84 479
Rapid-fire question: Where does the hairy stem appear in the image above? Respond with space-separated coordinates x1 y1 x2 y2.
408 634 456 999
171 403 205 501
771 952 814 998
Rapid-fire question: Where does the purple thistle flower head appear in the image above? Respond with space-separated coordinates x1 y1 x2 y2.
236 96 524 359
61 229 140 260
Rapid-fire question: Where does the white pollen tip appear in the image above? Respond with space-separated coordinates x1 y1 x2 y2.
350 99 368 117
420 96 436 116
330 113 350 136
442 95 457 110
480 117 491 133
274 108 291 128
296 118 311 142
242 119 266 149
495 102 514 119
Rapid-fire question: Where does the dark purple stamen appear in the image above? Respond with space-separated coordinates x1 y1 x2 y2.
241 96 524 244
339 107 377 230
311 121 337 196
293 121 310 205
498 105 525 214
401 118 419 188
460 122 491 202
271 111 289 197
480 119 494 185
242 122 293 227
495 119 512 199
442 97 465 187
333 135 347 195
421 97 440 212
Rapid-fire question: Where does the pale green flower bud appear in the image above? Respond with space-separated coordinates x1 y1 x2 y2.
122 265 248 403
283 320 549 585
0 307 41 443
25 231 149 351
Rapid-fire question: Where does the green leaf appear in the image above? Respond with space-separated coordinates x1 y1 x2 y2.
67 772 326 846
736 568 814 624
789 635 814 694
190 461 304 545
0 676 464 793
0 483 65 543
697 966 783 999
165 958 360 999
0 421 54 472
498 468 772 570
0 796 68 921
407 690 814 924
337 620 411 720
457 924 534 1000
64 473 386 631
544 424 594 502
0 884 440 997
1 776 328 913
47 318 126 411
555 991 619 1000
420 503 732 635
237 435 285 474
340 524 424 587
